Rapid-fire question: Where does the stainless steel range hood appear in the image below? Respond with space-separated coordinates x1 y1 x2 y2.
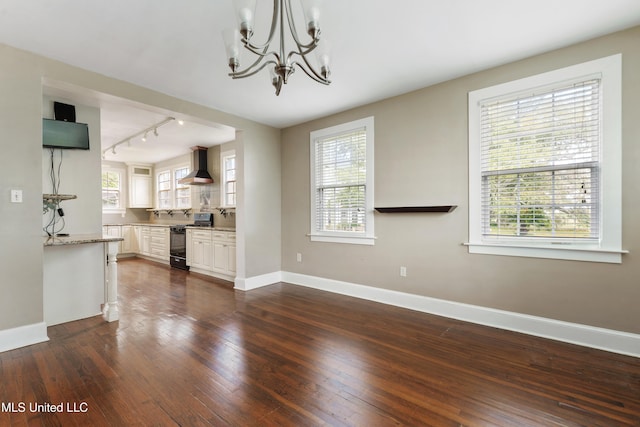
179 146 214 185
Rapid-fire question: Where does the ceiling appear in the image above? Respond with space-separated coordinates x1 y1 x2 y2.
1 1 639 163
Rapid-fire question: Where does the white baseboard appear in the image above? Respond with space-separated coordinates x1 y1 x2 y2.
281 271 640 358
235 271 283 291
0 322 49 353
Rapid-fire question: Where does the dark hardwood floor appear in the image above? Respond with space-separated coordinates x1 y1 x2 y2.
1 258 639 426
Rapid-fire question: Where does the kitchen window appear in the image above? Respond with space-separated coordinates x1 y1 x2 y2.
157 170 171 209
174 166 191 208
221 150 236 207
101 167 125 213
309 116 375 245
157 164 191 209
467 54 623 263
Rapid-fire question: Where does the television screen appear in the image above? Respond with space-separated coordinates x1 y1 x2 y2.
42 118 90 150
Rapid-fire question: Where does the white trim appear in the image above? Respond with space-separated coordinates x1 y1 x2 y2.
464 242 627 263
0 322 49 353
309 116 375 244
234 271 282 291
308 233 376 245
220 149 237 208
280 271 640 358
468 54 623 262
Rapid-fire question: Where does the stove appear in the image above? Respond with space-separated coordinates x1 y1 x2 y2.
169 213 213 270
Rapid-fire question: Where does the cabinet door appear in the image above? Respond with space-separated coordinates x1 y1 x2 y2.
227 244 236 274
121 225 133 253
130 175 152 208
212 241 229 273
129 165 153 208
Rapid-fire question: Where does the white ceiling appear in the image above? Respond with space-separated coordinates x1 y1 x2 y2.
1 1 639 163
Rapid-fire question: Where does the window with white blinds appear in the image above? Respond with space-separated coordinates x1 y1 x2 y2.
480 79 600 240
468 54 623 263
310 117 374 245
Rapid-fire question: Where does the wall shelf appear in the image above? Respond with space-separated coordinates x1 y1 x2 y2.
374 206 457 213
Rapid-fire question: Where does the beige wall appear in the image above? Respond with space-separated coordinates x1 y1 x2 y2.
281 26 640 335
0 42 281 336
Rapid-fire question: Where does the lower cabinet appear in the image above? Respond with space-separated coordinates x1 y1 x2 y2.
188 229 213 270
211 232 236 276
186 229 236 279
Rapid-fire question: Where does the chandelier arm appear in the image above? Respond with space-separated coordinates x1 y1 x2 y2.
230 60 278 79
291 61 331 85
231 50 281 78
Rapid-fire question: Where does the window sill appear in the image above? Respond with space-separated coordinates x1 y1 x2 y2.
464 242 627 264
309 233 376 246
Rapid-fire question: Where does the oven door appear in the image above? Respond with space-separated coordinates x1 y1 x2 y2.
170 228 186 258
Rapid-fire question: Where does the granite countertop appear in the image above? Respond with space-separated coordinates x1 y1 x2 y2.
44 234 124 247
103 223 235 232
185 226 236 232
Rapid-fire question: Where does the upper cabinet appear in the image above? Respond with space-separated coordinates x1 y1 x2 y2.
128 164 153 208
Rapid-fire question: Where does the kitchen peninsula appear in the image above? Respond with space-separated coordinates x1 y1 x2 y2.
43 233 123 326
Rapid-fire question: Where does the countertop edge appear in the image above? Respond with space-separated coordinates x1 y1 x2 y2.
44 234 124 247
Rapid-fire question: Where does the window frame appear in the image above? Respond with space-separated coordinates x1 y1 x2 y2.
309 116 375 245
220 149 237 208
101 165 126 214
467 54 623 263
156 162 191 209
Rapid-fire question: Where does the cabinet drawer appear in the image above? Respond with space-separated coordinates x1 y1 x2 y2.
150 228 167 236
212 232 235 241
191 229 212 240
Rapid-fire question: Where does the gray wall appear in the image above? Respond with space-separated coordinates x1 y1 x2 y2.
280 26 640 335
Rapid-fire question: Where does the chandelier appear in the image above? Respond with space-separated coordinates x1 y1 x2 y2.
223 0 331 95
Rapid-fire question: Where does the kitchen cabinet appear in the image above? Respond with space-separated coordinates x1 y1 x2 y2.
187 229 213 270
139 227 151 256
128 164 153 208
121 225 136 253
149 227 169 261
211 231 236 276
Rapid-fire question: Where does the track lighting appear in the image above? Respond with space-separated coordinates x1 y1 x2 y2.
102 117 175 158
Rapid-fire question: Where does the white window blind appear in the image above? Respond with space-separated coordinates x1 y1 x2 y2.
314 128 367 233
480 79 601 241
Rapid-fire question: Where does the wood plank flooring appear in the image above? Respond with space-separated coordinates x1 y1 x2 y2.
1 258 639 426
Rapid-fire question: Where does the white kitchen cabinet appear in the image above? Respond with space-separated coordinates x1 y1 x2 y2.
211 231 236 276
149 227 169 261
139 227 151 256
121 225 136 253
187 229 213 270
128 164 153 208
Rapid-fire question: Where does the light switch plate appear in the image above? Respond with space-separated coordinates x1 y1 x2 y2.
11 189 23 203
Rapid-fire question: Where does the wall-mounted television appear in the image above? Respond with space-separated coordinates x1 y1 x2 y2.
42 118 90 150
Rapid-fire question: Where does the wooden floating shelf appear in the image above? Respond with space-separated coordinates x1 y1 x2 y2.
374 206 457 213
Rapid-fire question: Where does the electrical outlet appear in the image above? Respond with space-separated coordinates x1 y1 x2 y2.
296 253 302 262
11 189 23 203
400 266 407 277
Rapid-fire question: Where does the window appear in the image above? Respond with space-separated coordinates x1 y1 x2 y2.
102 170 121 209
157 164 191 209
468 54 623 263
310 116 374 245
221 150 236 207
174 166 191 208
157 170 171 209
